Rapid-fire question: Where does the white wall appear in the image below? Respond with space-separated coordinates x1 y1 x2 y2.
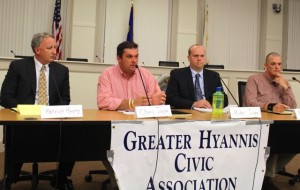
287 0 300 70
1 0 298 70
205 0 261 70
264 0 284 64
70 0 97 62
0 0 69 57
175 0 201 63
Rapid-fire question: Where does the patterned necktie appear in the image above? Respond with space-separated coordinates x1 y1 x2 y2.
195 74 203 100
38 66 48 105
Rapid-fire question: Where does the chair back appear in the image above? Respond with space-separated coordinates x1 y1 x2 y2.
157 74 170 92
238 81 247 107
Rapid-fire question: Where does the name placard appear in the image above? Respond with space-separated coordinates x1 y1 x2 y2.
292 109 300 119
229 107 261 119
135 105 172 118
41 105 83 119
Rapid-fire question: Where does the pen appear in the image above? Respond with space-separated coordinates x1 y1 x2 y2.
8 108 18 113
175 117 186 120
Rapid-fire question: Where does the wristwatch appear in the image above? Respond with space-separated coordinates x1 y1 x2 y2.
267 103 276 111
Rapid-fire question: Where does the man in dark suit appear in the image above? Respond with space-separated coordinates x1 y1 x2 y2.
166 44 228 109
0 32 74 190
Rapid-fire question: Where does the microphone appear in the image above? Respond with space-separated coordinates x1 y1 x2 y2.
182 62 186 67
271 81 279 87
218 76 239 106
292 77 300 83
10 50 17 57
52 73 63 105
135 65 151 106
95 55 101 62
51 71 65 189
10 50 30 59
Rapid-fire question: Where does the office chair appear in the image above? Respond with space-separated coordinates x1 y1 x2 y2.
2 124 55 190
157 74 170 92
237 81 247 107
85 160 117 190
237 81 300 185
15 163 55 190
85 169 110 190
204 64 224 69
277 168 300 185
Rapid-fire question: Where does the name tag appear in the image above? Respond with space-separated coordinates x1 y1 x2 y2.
41 105 83 119
135 105 172 118
292 109 300 119
229 107 261 119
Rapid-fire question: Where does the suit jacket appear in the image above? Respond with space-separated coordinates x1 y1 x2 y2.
0 57 70 108
166 67 228 109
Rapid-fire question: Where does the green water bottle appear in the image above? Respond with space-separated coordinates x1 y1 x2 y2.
212 87 224 115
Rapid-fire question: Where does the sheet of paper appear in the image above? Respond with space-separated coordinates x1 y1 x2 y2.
193 107 212 113
119 110 135 115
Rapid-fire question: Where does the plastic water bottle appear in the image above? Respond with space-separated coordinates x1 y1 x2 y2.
212 87 224 115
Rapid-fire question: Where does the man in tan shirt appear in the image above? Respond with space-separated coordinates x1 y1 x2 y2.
244 52 296 190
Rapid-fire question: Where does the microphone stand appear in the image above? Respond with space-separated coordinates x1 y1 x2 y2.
135 65 151 106
95 55 101 63
292 77 300 83
10 50 17 57
218 76 240 106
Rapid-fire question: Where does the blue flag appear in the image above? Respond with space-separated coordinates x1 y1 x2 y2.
126 4 134 41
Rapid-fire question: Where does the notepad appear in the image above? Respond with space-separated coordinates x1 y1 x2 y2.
267 110 293 115
194 105 237 114
17 105 45 115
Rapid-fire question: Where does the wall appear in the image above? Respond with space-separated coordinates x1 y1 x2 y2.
0 0 294 70
259 0 284 69
70 0 97 62
205 0 261 70
174 0 202 63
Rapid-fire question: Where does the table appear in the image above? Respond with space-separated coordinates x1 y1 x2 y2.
0 109 300 189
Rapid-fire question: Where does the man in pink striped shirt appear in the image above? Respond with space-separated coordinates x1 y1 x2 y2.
244 52 296 111
97 41 166 110
244 52 296 190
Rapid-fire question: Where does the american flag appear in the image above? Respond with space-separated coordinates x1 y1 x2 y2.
52 0 62 60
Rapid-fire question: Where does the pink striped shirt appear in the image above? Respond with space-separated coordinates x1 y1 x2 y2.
97 64 161 110
243 72 296 109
